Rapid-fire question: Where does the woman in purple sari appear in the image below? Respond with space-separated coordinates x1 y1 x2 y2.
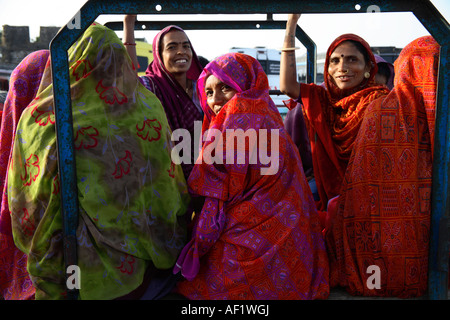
173 53 330 300
123 15 204 180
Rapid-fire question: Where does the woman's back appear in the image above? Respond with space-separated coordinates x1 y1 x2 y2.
7 23 190 300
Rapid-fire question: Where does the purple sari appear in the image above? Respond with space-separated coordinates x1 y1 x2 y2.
143 25 204 179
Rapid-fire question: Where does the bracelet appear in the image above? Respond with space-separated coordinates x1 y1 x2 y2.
123 42 136 46
281 47 300 52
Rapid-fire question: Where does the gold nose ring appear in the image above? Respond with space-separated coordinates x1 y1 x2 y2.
344 69 349 73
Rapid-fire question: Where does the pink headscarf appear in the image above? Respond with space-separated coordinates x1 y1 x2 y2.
144 25 203 179
174 53 330 300
0 49 50 300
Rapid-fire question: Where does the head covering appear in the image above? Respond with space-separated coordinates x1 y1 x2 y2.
323 34 379 100
8 23 190 300
327 36 440 298
174 53 329 300
196 52 280 121
0 50 49 300
374 54 395 90
299 34 390 210
144 25 204 179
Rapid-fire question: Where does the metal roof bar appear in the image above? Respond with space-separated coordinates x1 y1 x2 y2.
105 19 317 84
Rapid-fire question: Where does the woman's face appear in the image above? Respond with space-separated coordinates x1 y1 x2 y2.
205 74 237 115
328 41 371 90
161 30 193 76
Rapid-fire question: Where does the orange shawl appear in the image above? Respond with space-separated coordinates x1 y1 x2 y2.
328 36 440 297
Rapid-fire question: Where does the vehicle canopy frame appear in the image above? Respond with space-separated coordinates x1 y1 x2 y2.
49 0 449 300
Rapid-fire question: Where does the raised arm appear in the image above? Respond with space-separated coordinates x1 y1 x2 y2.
280 14 301 99
123 14 139 75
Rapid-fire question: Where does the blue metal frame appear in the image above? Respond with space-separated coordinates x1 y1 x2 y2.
50 0 449 299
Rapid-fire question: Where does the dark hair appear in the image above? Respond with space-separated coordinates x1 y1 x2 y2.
376 62 391 80
198 56 210 68
346 40 371 65
0 78 8 91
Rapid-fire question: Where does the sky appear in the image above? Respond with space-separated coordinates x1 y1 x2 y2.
0 0 449 61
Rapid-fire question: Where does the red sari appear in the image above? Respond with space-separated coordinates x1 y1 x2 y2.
327 36 440 297
300 34 390 211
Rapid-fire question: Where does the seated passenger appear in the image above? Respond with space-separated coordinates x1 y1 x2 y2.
280 14 390 212
327 36 440 298
7 23 190 300
173 52 330 300
0 50 50 300
123 15 204 180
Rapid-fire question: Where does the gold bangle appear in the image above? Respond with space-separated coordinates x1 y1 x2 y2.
281 47 300 52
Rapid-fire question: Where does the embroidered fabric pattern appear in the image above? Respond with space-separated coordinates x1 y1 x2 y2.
7 23 190 300
174 53 330 300
327 36 439 298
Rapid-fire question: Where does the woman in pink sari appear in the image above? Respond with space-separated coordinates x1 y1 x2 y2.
173 53 329 300
0 50 50 300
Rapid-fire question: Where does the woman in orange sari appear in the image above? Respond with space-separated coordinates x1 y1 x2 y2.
328 36 440 298
280 14 390 214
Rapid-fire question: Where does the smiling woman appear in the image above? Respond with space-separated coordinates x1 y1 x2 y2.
327 40 371 90
123 15 204 181
280 14 390 213
160 30 194 79
204 74 238 115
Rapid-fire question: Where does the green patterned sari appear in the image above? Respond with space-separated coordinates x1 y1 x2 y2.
8 23 190 300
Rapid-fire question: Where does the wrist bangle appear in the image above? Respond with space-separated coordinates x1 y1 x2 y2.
281 47 300 52
123 42 136 46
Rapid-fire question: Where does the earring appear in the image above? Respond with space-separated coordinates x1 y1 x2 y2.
364 72 370 79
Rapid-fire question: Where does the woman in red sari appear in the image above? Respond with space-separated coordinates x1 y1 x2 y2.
328 36 440 298
173 53 329 300
280 14 390 214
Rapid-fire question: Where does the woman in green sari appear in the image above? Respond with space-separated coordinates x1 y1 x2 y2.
7 23 190 300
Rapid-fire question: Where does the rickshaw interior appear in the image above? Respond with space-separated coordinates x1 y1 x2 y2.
49 0 449 300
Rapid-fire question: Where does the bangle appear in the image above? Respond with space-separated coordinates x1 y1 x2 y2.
123 42 136 46
281 47 300 52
